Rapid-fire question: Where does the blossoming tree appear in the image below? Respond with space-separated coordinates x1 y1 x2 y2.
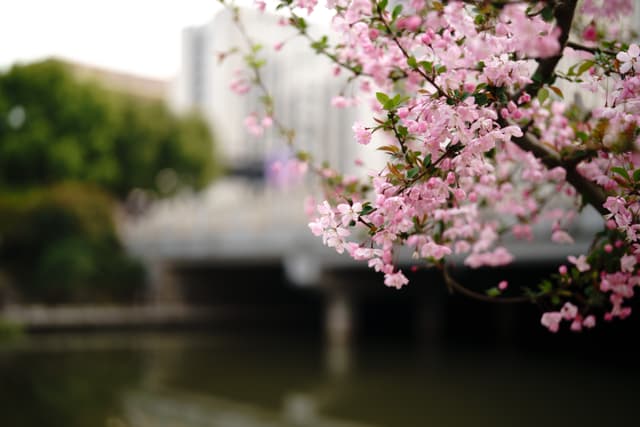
224 0 640 332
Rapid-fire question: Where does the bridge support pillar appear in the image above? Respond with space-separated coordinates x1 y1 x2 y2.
323 274 355 377
144 261 183 305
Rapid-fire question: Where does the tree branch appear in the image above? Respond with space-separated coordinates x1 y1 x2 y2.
375 4 452 101
522 0 579 97
566 41 617 57
442 265 530 304
507 0 608 215
509 129 608 215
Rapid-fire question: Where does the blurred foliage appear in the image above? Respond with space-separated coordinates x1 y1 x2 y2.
0 345 144 427
0 182 145 303
0 59 221 302
0 59 219 198
0 320 23 341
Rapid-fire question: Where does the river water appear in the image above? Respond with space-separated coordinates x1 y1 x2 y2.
1 330 639 427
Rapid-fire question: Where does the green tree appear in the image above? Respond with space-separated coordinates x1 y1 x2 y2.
0 183 144 303
0 59 218 198
0 59 219 302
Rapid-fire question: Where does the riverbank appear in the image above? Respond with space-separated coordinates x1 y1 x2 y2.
0 303 322 332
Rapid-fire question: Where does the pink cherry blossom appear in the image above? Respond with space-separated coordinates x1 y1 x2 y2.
568 255 590 272
583 315 597 328
551 230 574 244
617 44 639 74
541 312 563 333
352 122 371 145
561 302 578 320
620 254 637 272
233 0 640 332
384 270 409 289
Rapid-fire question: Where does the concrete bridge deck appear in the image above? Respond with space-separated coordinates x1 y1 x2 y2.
122 178 603 284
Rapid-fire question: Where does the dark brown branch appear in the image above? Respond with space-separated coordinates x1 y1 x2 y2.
507 0 609 215
522 0 579 97
442 265 530 304
566 41 617 57
509 128 608 216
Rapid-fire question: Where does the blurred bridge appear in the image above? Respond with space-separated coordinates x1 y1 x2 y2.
122 179 331 288
121 178 604 342
123 178 603 286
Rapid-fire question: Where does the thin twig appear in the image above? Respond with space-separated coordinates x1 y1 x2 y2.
375 4 452 101
566 41 617 56
442 265 531 304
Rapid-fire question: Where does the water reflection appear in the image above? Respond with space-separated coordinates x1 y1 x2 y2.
0 332 638 427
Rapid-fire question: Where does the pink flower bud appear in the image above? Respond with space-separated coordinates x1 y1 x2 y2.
446 172 456 185
582 25 597 42
396 16 422 32
582 315 596 328
518 93 531 104
454 188 466 201
570 319 583 332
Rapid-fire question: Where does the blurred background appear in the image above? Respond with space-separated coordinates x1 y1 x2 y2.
1 1 640 427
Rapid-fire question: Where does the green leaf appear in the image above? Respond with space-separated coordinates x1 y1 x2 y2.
407 56 418 69
407 167 420 179
611 166 630 181
392 4 403 20
310 35 329 52
576 131 588 142
539 280 552 293
436 65 447 74
360 204 375 216
541 5 554 22
296 151 310 162
577 60 595 76
486 287 501 297
538 87 549 104
378 0 388 11
473 92 489 106
376 92 390 105
293 16 307 30
633 169 640 182
420 61 433 74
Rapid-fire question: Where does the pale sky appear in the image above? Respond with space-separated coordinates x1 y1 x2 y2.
0 0 223 80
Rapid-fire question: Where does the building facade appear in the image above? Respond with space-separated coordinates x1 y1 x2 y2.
174 7 376 179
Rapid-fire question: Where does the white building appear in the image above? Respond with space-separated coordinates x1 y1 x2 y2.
175 7 373 178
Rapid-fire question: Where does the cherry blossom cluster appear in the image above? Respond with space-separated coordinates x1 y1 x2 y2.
225 0 640 331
